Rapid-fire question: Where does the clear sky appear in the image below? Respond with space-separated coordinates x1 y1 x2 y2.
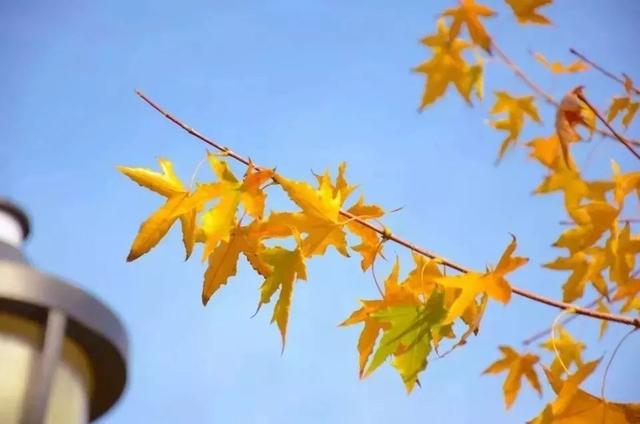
2 0 639 422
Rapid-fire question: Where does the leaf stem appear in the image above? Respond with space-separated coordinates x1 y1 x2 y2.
551 308 574 375
134 90 640 329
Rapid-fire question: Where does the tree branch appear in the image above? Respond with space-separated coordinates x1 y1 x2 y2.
134 90 640 329
576 91 640 161
569 48 640 96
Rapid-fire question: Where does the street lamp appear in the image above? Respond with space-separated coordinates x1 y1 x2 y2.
0 199 128 423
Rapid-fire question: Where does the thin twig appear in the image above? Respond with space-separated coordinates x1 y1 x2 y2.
576 92 640 160
569 48 640 96
135 90 640 329
492 43 640 149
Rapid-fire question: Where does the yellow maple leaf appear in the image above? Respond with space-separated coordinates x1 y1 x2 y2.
127 193 189 261
201 222 272 305
200 156 243 260
553 202 619 254
208 154 275 220
200 154 275 259
202 226 247 305
271 174 349 257
442 0 496 52
312 163 385 269
606 223 640 286
340 259 420 377
346 195 385 220
118 158 222 261
551 359 600 413
544 248 608 302
315 162 358 206
118 158 185 196
528 134 564 169
534 52 588 73
240 166 276 219
611 160 640 206
529 359 640 423
483 345 542 409
489 91 541 160
200 198 240 260
435 236 528 324
341 299 386 377
535 166 613 216
539 328 585 377
346 224 381 271
414 19 484 109
535 387 640 423
505 0 552 24
607 96 639 129
256 244 307 348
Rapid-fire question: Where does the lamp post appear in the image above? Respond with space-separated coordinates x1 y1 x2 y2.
0 199 128 423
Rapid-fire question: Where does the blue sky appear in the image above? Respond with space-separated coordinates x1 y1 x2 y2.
2 0 639 422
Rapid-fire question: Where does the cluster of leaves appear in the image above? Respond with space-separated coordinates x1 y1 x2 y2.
119 0 640 421
341 237 526 391
412 0 640 421
119 151 527 390
119 155 391 346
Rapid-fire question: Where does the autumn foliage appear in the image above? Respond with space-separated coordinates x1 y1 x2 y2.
119 0 640 421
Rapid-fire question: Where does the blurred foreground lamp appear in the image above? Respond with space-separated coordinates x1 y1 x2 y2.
0 199 128 423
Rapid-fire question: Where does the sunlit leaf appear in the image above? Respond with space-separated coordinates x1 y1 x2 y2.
483 345 542 409
489 91 541 160
256 244 307 347
435 236 527 323
414 19 484 109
